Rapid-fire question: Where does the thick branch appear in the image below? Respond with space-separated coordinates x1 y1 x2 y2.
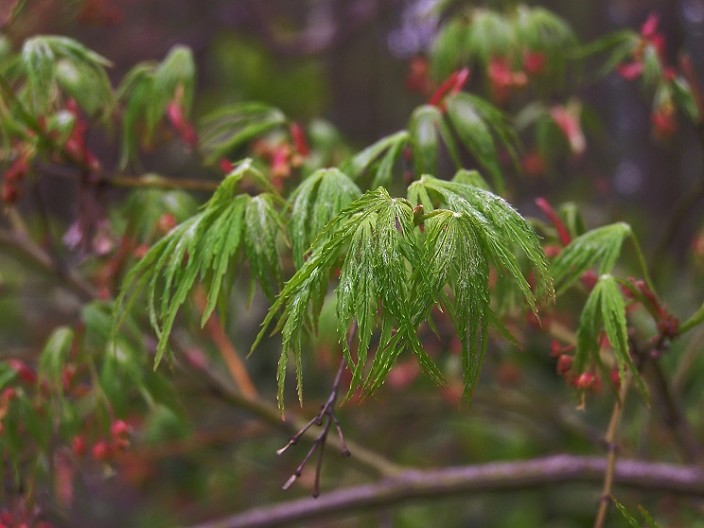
181 455 704 528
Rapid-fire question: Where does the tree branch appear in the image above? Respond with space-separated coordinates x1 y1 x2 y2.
593 373 631 528
177 345 405 479
0 227 97 301
180 455 704 528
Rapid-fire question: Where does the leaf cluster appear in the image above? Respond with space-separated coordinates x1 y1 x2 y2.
431 4 576 82
255 173 552 411
343 93 517 193
114 160 286 366
117 45 195 166
551 223 650 399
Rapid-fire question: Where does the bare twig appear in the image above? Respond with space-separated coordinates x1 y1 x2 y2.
277 357 351 497
176 344 404 479
180 455 704 528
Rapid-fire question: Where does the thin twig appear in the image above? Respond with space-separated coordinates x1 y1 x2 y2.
593 373 631 528
180 455 704 528
37 162 221 193
175 343 404 479
277 357 351 497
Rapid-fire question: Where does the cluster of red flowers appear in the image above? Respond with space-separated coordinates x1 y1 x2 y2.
72 418 133 463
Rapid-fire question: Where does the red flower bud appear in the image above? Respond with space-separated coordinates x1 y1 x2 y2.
72 435 87 456
617 61 643 80
8 359 36 384
92 440 112 461
289 122 310 157
575 371 598 390
110 419 131 438
556 354 573 374
610 368 621 389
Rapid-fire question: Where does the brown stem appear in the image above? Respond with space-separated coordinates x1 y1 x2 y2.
180 455 704 528
38 163 221 193
593 373 631 528
106 174 220 193
193 288 259 400
646 360 704 465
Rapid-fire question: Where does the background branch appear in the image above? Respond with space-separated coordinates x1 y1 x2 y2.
181 455 704 528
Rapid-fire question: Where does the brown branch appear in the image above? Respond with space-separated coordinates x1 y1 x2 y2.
106 174 220 193
0 227 97 301
646 359 704 465
180 455 704 528
593 373 631 528
37 163 221 193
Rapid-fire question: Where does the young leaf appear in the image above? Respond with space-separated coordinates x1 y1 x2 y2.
199 102 287 164
551 222 631 294
289 168 361 268
340 130 409 182
408 104 462 176
254 188 431 411
445 93 516 192
574 275 648 401
39 326 74 391
21 35 113 117
114 160 284 367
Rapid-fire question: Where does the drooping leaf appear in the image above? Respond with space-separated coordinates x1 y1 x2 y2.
340 130 409 182
20 35 113 118
254 188 431 411
117 46 196 166
551 222 631 294
38 326 74 391
430 18 470 80
466 8 515 64
114 160 285 367
199 102 287 164
289 168 361 268
412 175 553 310
408 104 462 176
574 275 648 401
446 93 518 192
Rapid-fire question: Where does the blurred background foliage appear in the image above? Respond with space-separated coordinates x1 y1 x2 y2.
2 0 704 527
